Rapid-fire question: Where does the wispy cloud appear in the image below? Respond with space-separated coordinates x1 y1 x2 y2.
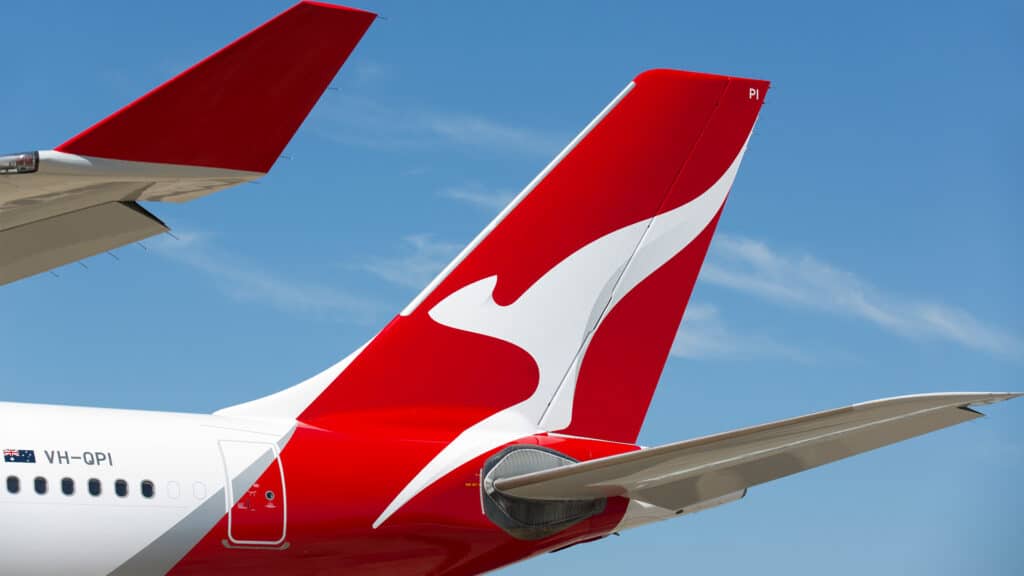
439 183 516 212
673 303 812 362
703 235 1023 358
423 112 563 154
362 234 461 289
152 232 382 324
348 60 391 88
314 93 566 156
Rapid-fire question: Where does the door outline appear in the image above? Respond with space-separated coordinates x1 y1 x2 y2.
217 440 288 546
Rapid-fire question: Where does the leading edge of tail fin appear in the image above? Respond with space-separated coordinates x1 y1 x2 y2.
56 2 375 174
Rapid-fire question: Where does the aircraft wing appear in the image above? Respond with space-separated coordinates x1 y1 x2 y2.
492 393 1019 512
0 2 375 286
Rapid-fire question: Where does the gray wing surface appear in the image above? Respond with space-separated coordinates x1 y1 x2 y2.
0 152 258 285
494 392 1019 511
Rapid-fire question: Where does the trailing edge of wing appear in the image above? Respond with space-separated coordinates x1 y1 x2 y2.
0 202 167 286
493 392 1020 511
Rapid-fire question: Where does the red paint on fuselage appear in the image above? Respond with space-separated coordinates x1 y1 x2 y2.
169 430 636 575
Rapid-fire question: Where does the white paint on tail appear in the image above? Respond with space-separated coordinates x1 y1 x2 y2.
216 344 368 421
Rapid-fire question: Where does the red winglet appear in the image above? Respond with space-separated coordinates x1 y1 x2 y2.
56 1 375 173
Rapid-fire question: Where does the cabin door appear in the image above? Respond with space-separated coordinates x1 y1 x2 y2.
218 440 287 547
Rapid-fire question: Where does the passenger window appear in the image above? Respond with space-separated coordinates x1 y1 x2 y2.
6 475 19 494
88 478 101 497
34 476 47 495
115 479 128 497
141 480 155 499
61 477 74 496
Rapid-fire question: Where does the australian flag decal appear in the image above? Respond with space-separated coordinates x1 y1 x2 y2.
3 449 35 463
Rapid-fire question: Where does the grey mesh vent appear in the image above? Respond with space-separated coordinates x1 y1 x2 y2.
481 445 605 540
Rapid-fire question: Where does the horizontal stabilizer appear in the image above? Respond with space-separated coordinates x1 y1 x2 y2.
494 393 1020 511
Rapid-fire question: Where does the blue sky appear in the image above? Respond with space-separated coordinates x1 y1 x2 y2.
2 1 1021 573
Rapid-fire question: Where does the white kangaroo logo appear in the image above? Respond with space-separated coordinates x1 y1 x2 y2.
373 139 749 528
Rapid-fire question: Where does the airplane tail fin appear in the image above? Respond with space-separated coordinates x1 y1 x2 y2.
225 69 769 435
220 68 769 527
55 1 375 174
293 69 768 436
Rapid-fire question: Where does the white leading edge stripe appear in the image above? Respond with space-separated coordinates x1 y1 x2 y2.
399 81 637 317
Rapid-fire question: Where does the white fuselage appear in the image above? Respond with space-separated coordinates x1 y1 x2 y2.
0 402 292 575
